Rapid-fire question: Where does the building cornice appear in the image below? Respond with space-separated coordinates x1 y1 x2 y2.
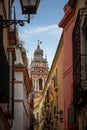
31 68 49 75
68 0 78 9
58 7 75 28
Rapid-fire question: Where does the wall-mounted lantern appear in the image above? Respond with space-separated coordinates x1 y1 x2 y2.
0 0 40 29
58 110 64 123
20 0 40 14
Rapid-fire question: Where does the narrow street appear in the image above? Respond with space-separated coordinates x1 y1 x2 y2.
0 0 87 130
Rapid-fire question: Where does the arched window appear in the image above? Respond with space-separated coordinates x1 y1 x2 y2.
39 78 42 90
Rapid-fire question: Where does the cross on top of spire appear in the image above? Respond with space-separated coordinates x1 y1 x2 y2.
38 40 42 47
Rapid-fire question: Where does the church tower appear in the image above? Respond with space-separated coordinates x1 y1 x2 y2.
30 40 49 98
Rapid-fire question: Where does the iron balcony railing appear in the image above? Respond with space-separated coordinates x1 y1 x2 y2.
73 54 87 92
72 7 87 107
68 105 77 125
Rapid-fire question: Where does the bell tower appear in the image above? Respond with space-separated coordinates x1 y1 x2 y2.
30 40 49 98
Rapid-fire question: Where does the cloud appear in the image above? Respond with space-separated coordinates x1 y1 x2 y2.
18 24 63 69
19 24 62 39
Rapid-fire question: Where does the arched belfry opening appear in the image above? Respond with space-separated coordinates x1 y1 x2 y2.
39 78 42 90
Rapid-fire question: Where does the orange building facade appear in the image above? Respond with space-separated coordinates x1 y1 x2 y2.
59 2 76 130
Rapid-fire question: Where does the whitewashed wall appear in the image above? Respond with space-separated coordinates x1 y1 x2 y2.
11 48 29 130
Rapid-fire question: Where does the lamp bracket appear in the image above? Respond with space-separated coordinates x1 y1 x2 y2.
0 19 29 29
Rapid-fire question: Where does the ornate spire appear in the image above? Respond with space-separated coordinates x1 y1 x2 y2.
34 40 43 58
30 40 49 71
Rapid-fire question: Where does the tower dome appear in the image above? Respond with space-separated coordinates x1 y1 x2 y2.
34 44 43 57
33 41 45 61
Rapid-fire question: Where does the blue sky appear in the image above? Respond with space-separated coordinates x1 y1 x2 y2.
15 0 67 68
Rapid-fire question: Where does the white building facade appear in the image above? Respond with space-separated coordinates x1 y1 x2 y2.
11 44 30 130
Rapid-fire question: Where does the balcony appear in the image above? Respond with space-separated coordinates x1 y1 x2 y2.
68 105 79 129
72 7 87 111
73 54 87 110
68 105 77 125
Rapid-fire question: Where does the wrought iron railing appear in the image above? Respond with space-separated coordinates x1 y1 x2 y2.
68 105 77 125
72 7 87 93
73 54 87 92
81 54 87 89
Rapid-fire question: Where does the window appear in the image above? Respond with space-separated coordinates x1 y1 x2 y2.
39 78 42 90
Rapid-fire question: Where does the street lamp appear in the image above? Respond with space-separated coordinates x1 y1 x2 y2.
0 0 40 29
20 0 40 14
